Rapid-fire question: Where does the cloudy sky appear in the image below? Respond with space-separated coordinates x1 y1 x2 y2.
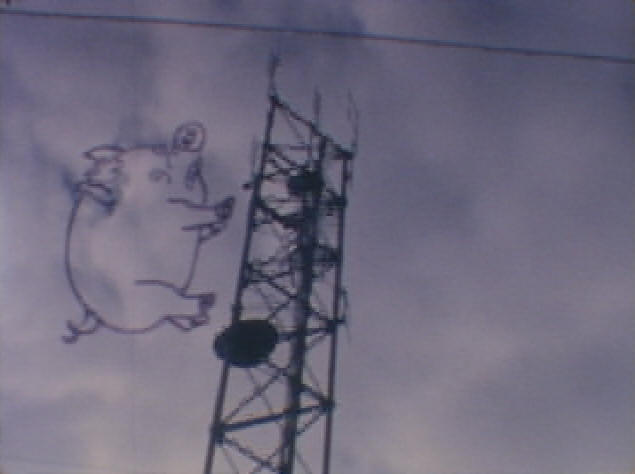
1 1 633 473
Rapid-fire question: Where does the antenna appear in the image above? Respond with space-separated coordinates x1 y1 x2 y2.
203 77 355 473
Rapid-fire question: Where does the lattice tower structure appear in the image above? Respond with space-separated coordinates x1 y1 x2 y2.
203 90 355 474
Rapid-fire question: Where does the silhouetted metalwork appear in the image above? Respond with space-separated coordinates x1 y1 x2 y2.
203 68 357 473
64 122 234 343
214 319 279 368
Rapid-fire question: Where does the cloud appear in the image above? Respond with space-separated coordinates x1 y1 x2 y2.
2 1 633 473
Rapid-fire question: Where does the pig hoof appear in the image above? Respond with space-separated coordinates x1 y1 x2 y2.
166 314 209 331
62 313 101 343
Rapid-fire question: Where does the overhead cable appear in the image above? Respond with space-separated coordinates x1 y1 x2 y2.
1 7 634 65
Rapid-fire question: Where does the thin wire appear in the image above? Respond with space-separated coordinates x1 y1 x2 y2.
1 7 633 65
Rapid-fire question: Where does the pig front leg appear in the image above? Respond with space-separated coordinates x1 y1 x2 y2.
167 196 235 242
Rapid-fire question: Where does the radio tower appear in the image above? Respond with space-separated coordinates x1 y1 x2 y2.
203 65 357 474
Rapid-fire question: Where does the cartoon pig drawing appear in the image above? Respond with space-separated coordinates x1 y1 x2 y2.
64 122 234 343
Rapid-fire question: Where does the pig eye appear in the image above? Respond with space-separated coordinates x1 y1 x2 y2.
173 122 206 152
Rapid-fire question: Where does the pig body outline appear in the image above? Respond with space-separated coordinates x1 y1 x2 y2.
64 122 234 343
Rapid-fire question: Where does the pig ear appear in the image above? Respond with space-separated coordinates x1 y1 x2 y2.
172 121 206 152
83 145 125 161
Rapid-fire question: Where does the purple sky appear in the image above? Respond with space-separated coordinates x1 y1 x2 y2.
1 1 634 473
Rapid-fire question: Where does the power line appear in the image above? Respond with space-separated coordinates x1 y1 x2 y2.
1 7 634 65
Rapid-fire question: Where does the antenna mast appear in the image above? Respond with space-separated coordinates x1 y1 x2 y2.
203 76 356 473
